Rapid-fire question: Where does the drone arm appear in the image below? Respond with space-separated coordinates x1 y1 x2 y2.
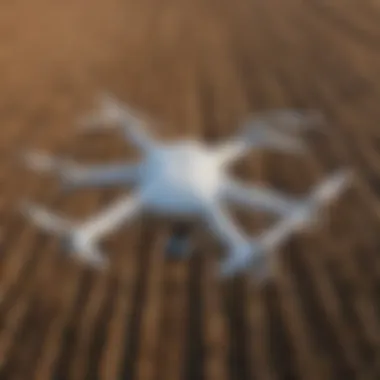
20 150 141 190
216 108 322 165
215 129 307 166
221 178 299 216
19 193 144 268
80 94 156 153
118 116 156 153
213 139 250 165
61 162 141 190
80 193 144 241
203 203 247 249
219 169 353 278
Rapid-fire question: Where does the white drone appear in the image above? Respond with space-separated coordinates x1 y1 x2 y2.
19 94 352 280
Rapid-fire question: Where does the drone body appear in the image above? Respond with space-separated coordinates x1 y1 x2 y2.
20 95 352 280
139 141 225 216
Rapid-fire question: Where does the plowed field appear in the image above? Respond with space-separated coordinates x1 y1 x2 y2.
1 0 380 379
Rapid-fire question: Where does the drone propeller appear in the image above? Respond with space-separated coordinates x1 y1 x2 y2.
19 201 108 269
219 169 353 279
243 108 325 134
78 93 133 131
222 108 326 160
239 123 309 154
18 150 80 192
18 150 72 175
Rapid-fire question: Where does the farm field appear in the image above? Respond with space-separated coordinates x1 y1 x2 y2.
1 0 380 379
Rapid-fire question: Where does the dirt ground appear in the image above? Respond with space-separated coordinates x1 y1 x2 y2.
1 0 380 379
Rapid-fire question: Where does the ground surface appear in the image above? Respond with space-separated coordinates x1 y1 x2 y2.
1 0 380 379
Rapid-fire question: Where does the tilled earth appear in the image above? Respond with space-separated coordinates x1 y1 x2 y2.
1 0 380 379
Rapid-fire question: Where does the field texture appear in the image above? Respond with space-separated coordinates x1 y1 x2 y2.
1 0 380 379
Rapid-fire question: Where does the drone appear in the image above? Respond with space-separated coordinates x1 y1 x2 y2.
18 94 352 280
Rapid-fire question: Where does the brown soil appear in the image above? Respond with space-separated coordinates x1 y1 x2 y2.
1 0 380 379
